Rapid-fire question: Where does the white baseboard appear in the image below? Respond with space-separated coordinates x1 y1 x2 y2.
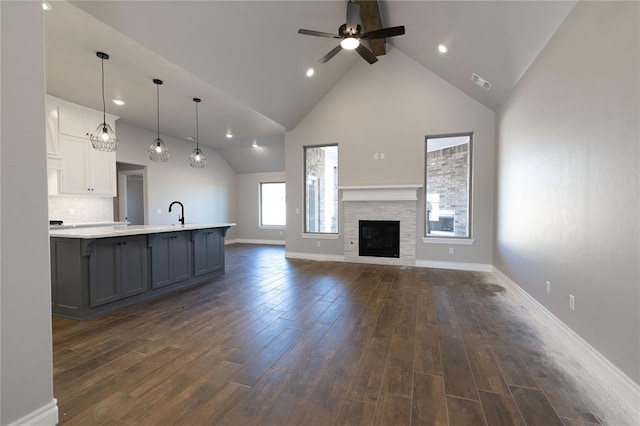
493 267 640 424
228 238 286 246
416 260 493 272
285 251 345 262
8 398 58 426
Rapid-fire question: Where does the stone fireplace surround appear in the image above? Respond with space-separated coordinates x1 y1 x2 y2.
340 185 422 266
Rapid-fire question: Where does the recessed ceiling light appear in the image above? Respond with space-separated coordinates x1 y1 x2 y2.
112 99 125 106
42 1 52 11
438 43 448 54
306 68 315 78
251 140 258 148
226 131 233 139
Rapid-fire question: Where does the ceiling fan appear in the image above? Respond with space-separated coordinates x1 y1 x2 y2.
298 1 405 65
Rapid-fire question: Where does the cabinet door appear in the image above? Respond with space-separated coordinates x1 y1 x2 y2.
46 104 60 157
58 134 90 195
171 232 191 283
193 229 223 276
150 235 172 289
89 239 121 307
121 236 148 298
207 229 224 273
58 106 89 138
90 148 117 196
192 231 210 277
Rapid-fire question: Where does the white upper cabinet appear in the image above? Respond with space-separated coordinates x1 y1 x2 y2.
47 96 118 197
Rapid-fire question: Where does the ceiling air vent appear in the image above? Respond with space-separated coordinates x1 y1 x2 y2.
471 73 492 91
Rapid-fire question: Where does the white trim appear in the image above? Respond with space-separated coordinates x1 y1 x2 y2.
8 398 58 426
285 251 345 262
258 225 285 230
422 237 475 245
300 232 340 240
232 238 285 246
339 185 422 202
225 238 238 245
493 267 640 424
416 260 492 272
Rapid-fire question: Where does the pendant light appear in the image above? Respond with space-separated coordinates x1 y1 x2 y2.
189 98 206 168
148 79 169 161
89 52 118 152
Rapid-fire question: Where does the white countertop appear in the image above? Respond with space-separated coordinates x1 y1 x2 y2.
49 221 129 229
49 223 236 239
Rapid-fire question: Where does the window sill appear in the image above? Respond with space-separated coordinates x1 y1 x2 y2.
422 237 475 245
301 233 340 240
259 225 285 230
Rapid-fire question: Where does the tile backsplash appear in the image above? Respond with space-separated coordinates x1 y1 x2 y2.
48 196 114 223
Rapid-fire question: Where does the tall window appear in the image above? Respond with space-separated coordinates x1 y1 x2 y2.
260 182 286 227
304 145 338 233
425 134 472 238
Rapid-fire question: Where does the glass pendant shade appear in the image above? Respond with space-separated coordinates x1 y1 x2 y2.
90 51 118 152
190 98 206 168
149 138 169 162
189 147 206 168
90 122 118 152
149 79 169 161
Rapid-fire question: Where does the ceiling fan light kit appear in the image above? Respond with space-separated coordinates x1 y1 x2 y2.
298 1 405 65
89 51 119 152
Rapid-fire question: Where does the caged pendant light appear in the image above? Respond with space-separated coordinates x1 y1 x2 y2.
89 52 118 152
148 79 169 161
189 98 206 168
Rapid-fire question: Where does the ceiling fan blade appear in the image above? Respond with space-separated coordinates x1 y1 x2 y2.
346 1 360 33
298 29 341 39
356 44 378 64
319 45 343 63
361 25 405 40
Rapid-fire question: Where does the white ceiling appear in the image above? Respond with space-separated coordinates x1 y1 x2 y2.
44 1 576 173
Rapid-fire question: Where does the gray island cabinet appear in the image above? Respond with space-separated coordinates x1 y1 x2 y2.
50 223 234 319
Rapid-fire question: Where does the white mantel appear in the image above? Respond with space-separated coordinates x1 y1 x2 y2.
339 184 423 202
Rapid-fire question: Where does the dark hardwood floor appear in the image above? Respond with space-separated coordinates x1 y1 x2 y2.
53 244 606 425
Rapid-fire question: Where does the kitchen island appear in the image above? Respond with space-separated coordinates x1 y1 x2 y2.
50 223 235 319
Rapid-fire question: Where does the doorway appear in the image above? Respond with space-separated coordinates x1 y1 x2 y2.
116 163 148 225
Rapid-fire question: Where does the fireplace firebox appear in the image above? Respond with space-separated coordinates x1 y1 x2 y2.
359 220 400 258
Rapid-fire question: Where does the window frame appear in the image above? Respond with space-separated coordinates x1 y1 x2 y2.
423 132 474 241
258 181 286 229
303 143 339 235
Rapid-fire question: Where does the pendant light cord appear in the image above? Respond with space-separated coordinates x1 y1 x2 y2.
195 101 199 150
156 83 160 140
101 56 106 126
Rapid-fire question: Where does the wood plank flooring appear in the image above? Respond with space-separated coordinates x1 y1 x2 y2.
53 244 605 425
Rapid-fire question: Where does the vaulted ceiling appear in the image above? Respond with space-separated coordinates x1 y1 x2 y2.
44 1 576 173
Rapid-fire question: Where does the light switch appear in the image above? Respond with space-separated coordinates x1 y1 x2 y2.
156 208 162 214
374 153 379 160
380 153 385 159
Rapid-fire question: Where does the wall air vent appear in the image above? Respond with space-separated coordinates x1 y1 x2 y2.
471 73 492 91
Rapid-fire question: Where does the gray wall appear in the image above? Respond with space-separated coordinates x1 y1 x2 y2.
115 122 238 238
285 47 495 264
495 1 639 383
235 171 286 243
1 1 56 424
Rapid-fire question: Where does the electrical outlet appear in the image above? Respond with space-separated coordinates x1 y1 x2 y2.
448 247 454 255
316 241 321 247
380 153 385 159
69 208 76 216
374 153 379 160
546 280 551 294
296 208 300 215
156 208 162 214
279 231 283 236
569 294 575 311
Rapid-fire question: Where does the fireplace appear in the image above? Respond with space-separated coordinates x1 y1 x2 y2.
359 220 400 258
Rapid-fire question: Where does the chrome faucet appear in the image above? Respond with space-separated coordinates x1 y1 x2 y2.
168 201 185 225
